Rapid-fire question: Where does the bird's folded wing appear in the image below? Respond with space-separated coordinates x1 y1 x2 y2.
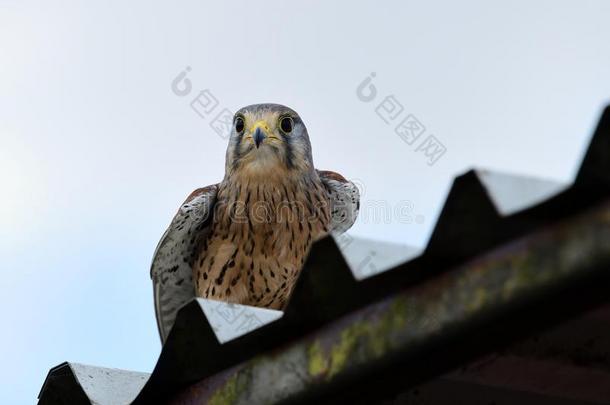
317 170 360 235
150 185 218 343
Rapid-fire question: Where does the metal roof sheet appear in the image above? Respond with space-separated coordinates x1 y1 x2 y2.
38 363 148 405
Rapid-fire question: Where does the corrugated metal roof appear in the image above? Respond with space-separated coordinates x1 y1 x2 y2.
38 106 610 404
38 363 148 405
140 197 610 404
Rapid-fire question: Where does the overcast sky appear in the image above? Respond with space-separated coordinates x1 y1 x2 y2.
1 1 609 403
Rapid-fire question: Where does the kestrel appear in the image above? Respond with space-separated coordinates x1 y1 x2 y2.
151 104 359 343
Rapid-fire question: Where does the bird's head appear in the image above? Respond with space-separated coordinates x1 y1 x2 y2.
225 104 314 180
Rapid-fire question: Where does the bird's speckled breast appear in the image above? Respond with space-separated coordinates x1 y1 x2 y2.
193 175 330 309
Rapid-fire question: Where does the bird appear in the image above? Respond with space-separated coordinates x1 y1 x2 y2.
150 103 360 343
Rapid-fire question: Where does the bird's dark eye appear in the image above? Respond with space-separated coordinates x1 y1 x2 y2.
235 116 245 133
279 116 294 134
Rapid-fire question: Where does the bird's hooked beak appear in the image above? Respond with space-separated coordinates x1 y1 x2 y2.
251 121 268 149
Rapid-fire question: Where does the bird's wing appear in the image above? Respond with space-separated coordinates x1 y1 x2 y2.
150 184 218 344
317 170 360 234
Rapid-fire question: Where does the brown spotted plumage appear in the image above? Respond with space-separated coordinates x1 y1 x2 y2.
194 170 330 309
151 104 359 342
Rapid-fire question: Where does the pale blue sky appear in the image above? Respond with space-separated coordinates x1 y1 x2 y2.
1 1 609 403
